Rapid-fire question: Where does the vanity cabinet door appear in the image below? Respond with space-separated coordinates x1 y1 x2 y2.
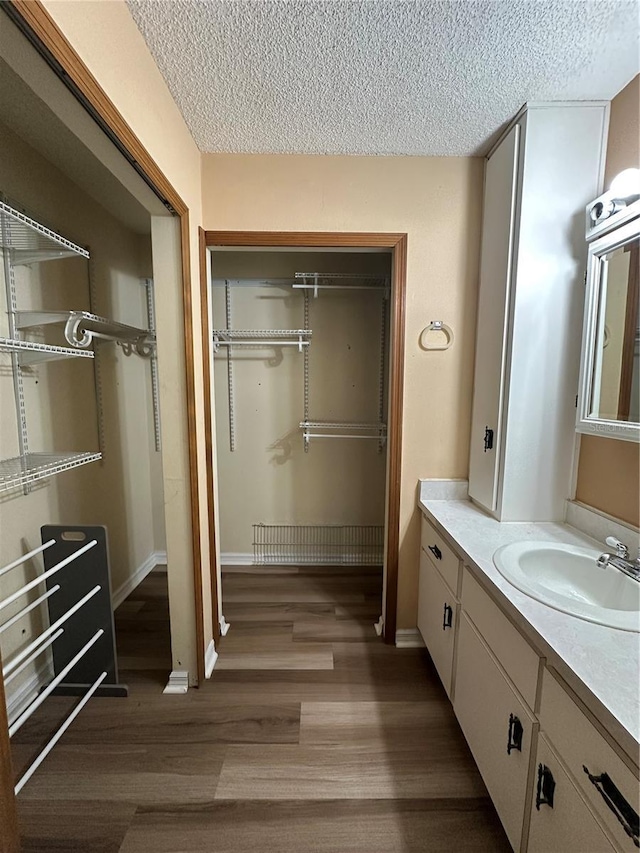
539 669 640 851
528 734 616 853
468 122 520 513
417 549 458 698
454 612 537 852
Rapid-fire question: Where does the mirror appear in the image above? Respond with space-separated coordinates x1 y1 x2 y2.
577 210 640 441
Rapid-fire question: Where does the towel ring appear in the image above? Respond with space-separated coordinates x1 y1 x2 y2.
419 321 454 351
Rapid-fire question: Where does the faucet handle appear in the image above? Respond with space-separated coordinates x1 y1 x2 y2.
605 536 629 559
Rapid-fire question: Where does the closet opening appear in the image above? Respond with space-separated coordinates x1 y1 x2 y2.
204 233 407 644
0 8 177 735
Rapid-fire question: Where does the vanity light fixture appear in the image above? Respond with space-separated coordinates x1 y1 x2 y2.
586 171 640 240
610 167 640 202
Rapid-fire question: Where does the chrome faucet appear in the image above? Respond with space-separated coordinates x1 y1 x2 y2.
596 537 640 582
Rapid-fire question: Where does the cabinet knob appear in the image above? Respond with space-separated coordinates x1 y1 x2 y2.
428 544 442 560
535 763 556 810
507 713 523 754
442 603 453 630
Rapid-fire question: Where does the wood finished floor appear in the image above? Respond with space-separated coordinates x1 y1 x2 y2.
11 566 510 852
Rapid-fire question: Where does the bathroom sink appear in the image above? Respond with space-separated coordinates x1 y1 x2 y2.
493 541 640 632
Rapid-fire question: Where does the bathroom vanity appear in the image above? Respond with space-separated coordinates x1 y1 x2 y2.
417 491 639 853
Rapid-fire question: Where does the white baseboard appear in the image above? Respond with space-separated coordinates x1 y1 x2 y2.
395 628 425 648
220 552 253 566
205 640 218 678
163 670 189 694
112 550 167 610
219 615 231 636
6 660 52 725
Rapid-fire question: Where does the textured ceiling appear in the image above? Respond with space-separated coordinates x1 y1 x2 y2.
127 0 640 156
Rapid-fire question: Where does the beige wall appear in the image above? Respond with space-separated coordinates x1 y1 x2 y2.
42 0 213 680
0 119 163 701
575 74 640 528
211 251 390 555
202 154 483 626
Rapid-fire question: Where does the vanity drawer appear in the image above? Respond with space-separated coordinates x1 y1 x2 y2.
539 668 640 851
417 549 458 698
528 734 617 853
462 567 541 711
420 516 461 596
454 612 538 851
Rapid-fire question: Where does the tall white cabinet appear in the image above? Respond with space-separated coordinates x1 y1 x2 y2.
468 103 609 521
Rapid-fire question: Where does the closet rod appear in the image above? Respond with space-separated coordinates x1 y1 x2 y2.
211 278 296 287
9 628 104 737
3 629 64 688
0 539 97 613
214 340 310 349
14 670 107 795
0 585 60 636
303 433 383 440
291 283 386 291
0 538 56 580
2 584 100 678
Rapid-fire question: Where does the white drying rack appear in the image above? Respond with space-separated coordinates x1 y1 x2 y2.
0 537 106 795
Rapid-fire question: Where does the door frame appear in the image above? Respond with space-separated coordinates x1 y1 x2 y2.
204 230 407 643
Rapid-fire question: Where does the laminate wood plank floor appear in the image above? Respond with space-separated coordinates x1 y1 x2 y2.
11 565 510 852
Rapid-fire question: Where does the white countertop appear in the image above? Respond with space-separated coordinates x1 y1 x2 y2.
418 496 640 762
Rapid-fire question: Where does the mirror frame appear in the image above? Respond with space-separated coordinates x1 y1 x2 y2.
577 212 640 442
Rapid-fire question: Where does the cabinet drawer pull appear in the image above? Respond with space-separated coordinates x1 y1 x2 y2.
583 765 640 847
442 603 453 630
535 763 556 810
428 544 442 560
507 713 523 754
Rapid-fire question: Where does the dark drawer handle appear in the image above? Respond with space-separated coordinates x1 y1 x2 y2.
536 763 555 810
507 713 523 755
442 603 453 630
583 766 640 847
484 426 494 452
428 544 442 560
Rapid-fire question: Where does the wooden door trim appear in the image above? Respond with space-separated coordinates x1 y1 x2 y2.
199 228 221 642
2 2 209 674
205 230 406 643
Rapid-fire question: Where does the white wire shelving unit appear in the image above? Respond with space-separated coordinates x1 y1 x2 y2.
0 452 103 494
299 421 387 450
1 198 104 494
293 272 390 298
211 272 389 452
0 337 95 366
0 201 90 265
212 328 312 353
15 310 156 357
